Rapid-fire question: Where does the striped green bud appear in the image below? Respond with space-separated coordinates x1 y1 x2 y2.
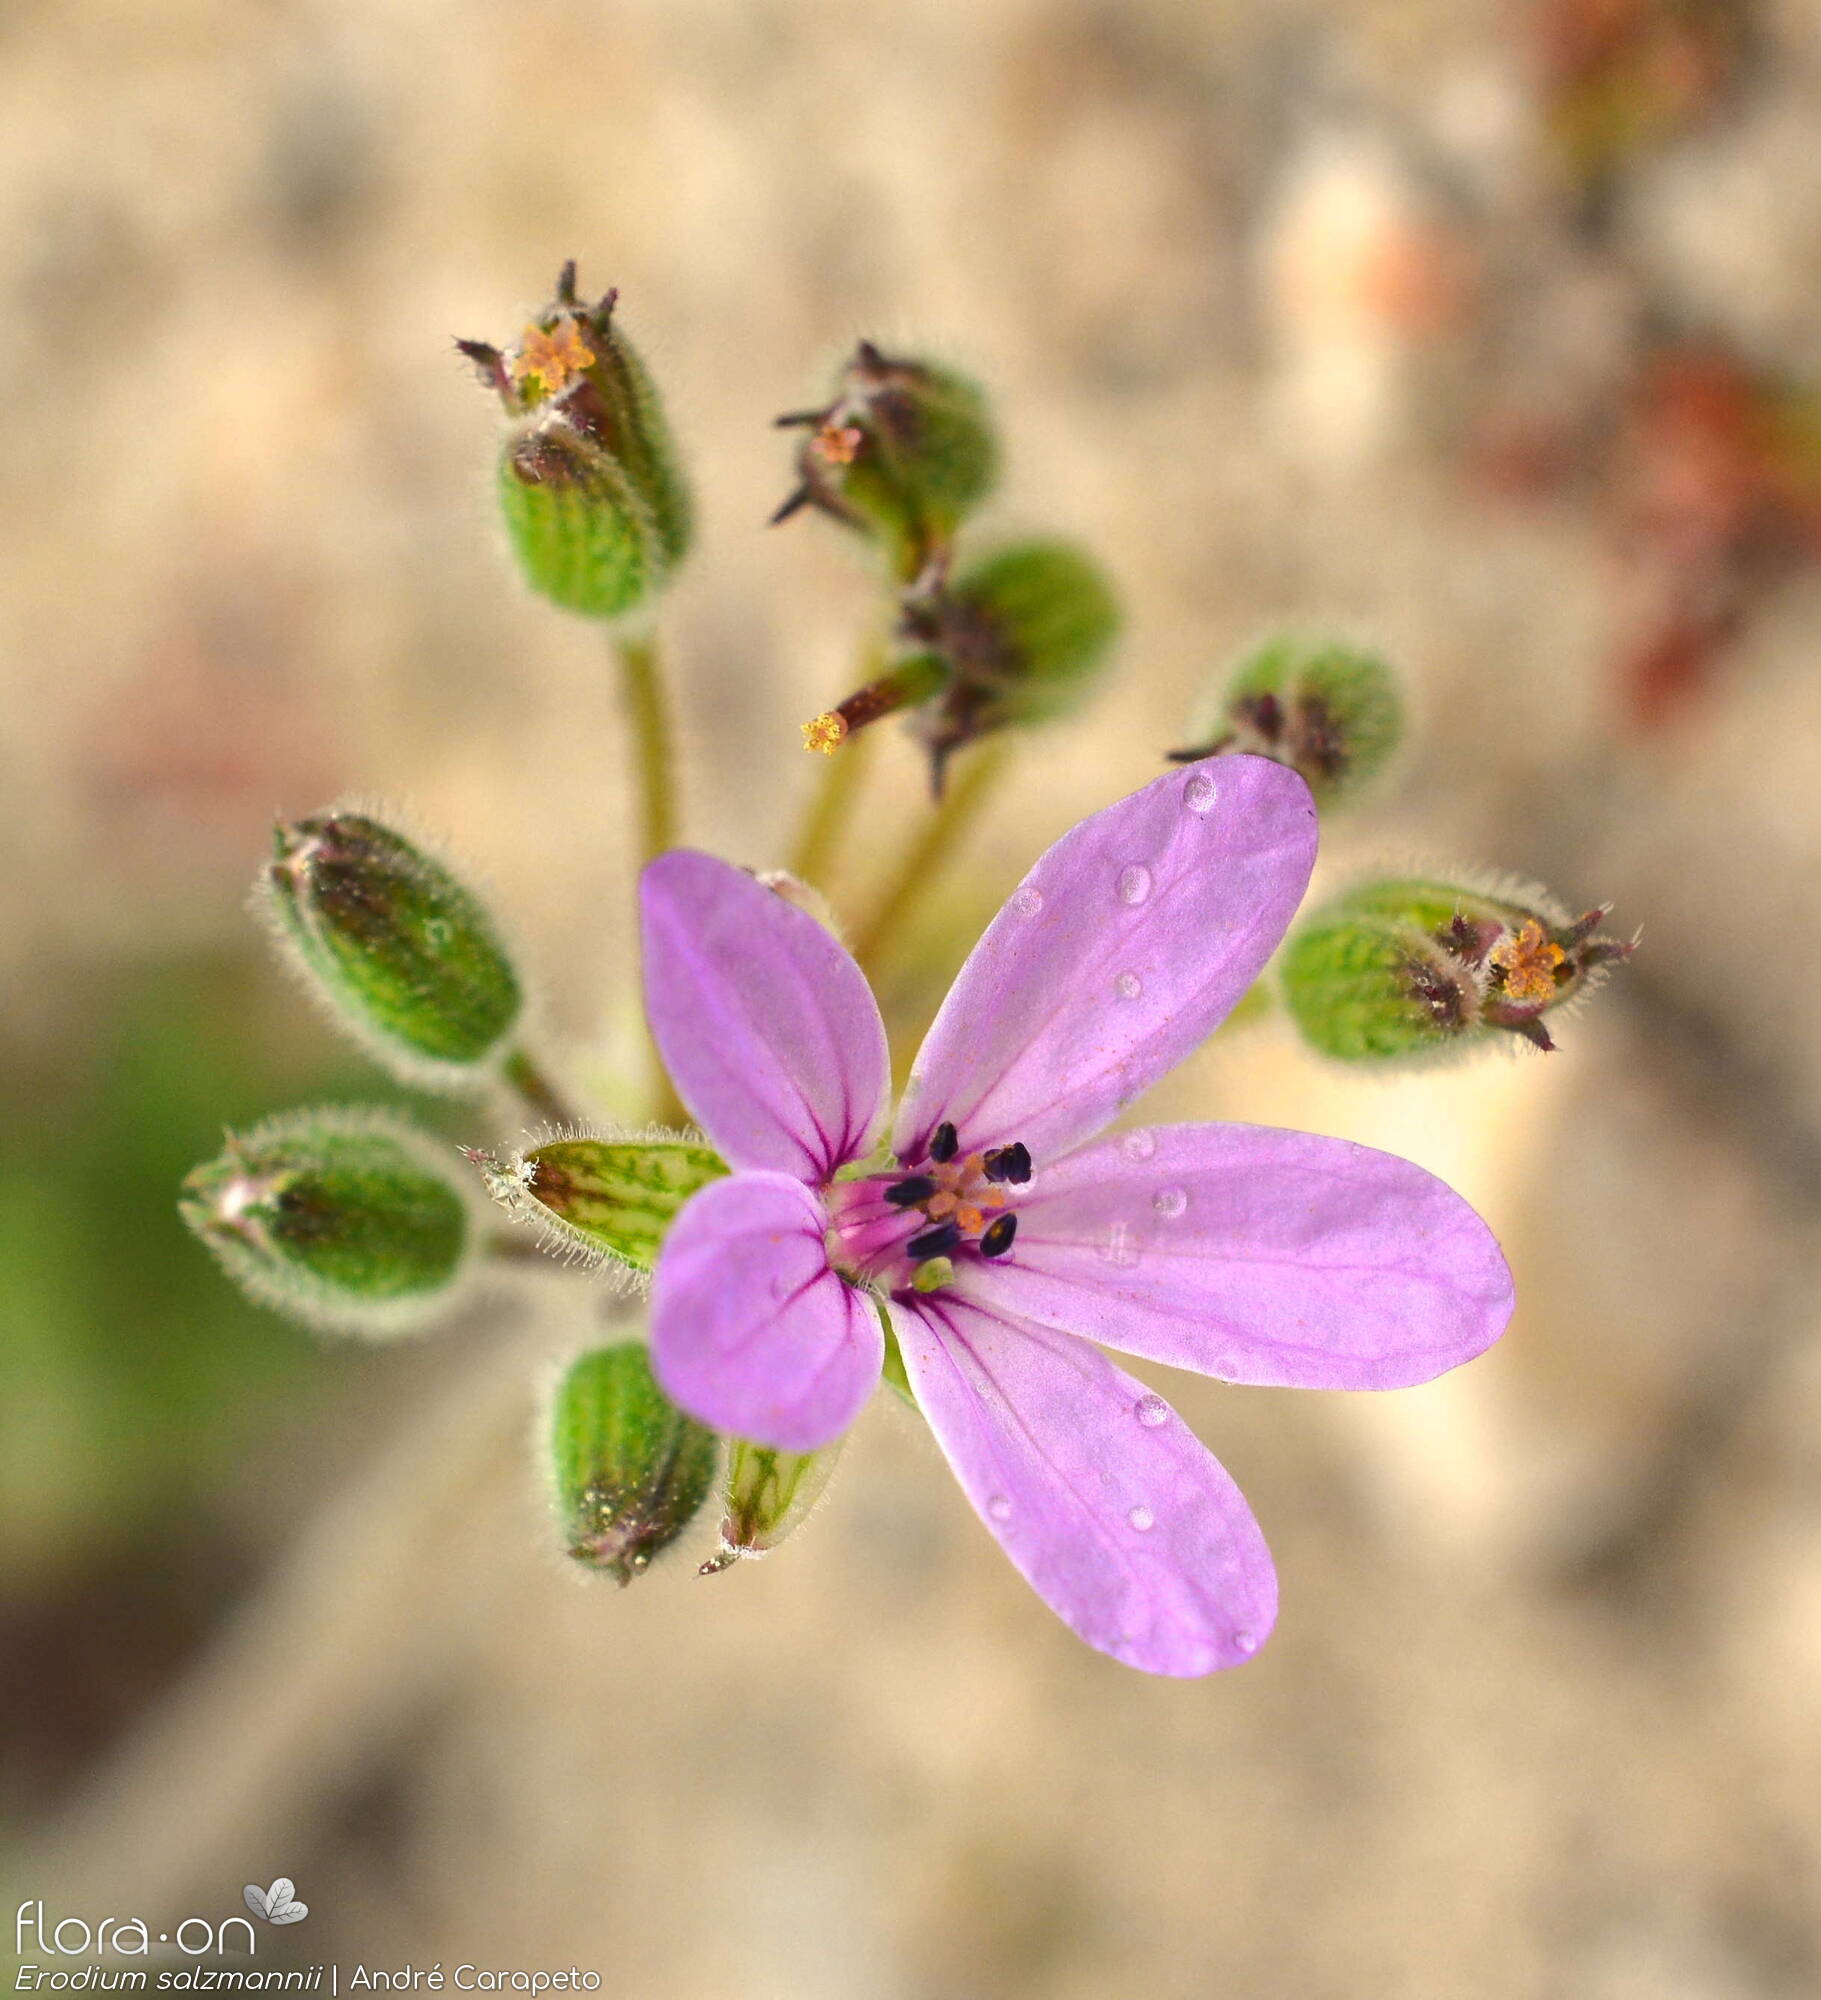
774 342 998 582
1281 877 1636 1060
699 1438 842 1574
258 807 522 1091
461 263 691 621
180 1109 477 1334
469 1134 727 1280
548 1343 718 1583
1171 634 1403 808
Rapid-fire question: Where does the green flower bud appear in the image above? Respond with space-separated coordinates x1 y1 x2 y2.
461 263 691 621
1170 634 1403 808
258 807 523 1091
180 1109 478 1334
1281 876 1637 1060
469 1134 727 1280
699 1437 842 1574
773 342 998 582
548 1343 718 1584
801 540 1120 792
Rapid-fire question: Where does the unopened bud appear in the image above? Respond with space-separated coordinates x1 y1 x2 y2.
773 342 998 581
548 1343 718 1584
461 264 691 621
699 1437 842 1573
1281 876 1636 1060
906 540 1120 789
259 808 523 1091
1170 634 1403 808
180 1109 477 1333
470 1134 727 1279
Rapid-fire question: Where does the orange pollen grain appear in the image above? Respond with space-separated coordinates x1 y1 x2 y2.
802 711 846 755
956 1204 984 1233
925 1191 958 1219
811 422 865 467
510 318 596 398
1490 920 1566 1004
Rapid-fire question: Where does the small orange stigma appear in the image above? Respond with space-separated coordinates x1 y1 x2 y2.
802 711 847 755
1489 920 1566 1005
811 421 865 467
510 317 596 399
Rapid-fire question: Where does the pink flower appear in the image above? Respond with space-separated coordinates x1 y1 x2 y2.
641 758 1513 1674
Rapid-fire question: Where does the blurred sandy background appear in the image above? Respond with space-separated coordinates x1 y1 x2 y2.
6 0 1821 1994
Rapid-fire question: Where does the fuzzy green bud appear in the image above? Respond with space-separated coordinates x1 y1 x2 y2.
461 263 691 621
1281 877 1636 1060
773 342 998 581
470 1135 727 1279
699 1437 842 1574
1171 634 1403 808
180 1109 478 1333
910 539 1120 788
259 807 523 1090
548 1344 718 1584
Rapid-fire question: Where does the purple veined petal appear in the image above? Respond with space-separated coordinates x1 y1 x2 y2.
651 1172 883 1452
888 1290 1276 1676
894 758 1317 1166
963 1122 1514 1390
641 851 889 1180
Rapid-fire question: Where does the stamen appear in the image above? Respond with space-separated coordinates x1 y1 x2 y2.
928 1121 959 1164
883 1175 938 1207
980 1214 1018 1258
982 1142 1031 1185
907 1221 962 1261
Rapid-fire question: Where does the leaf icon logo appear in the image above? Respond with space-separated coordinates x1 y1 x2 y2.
243 1879 309 1925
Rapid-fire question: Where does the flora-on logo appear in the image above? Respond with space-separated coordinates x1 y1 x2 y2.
242 1881 308 1926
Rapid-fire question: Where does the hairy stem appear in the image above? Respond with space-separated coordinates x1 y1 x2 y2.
614 628 679 870
849 739 1014 974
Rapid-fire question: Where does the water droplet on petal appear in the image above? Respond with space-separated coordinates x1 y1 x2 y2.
1152 1186 1187 1218
1233 1629 1259 1657
1133 1393 1170 1428
1116 864 1152 906
1127 1505 1154 1532
1120 1130 1157 1163
987 1494 1013 1522
1184 771 1218 814
1114 970 1143 1001
1013 885 1043 917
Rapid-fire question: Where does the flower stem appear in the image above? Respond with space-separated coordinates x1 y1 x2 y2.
788 722 877 889
850 740 1014 975
501 1046 581 1129
613 627 679 870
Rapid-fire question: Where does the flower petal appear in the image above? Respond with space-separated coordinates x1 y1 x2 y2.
895 758 1317 1164
964 1122 1513 1389
651 1172 883 1451
641 851 889 1179
889 1290 1276 1675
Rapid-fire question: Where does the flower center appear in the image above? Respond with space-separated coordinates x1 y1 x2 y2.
826 1121 1031 1294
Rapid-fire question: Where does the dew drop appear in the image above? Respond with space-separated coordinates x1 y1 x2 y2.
1232 1629 1259 1657
1152 1186 1188 1218
1116 864 1152 906
1013 885 1043 917
1114 970 1143 1001
1119 1130 1157 1163
987 1494 1013 1522
1133 1393 1169 1428
1127 1505 1154 1532
1184 771 1218 814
